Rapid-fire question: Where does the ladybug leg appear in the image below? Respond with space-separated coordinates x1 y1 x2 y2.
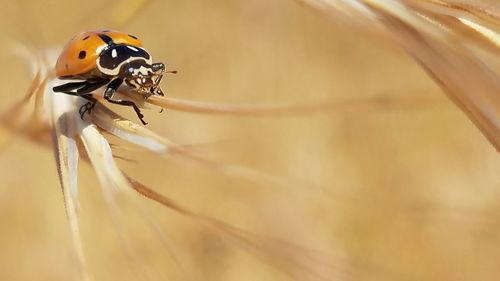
78 95 98 120
54 79 110 95
75 79 110 94
151 63 166 96
53 81 89 93
155 87 164 96
75 79 112 118
56 91 98 120
103 79 148 125
54 79 110 120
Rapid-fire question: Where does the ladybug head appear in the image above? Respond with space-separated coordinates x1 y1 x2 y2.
96 44 167 96
121 60 165 96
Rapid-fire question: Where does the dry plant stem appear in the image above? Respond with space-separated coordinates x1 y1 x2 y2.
91 103 349 201
126 175 359 281
6 87 493 220
416 0 500 24
77 106 188 280
376 6 500 150
20 51 92 280
146 94 436 116
84 106 351 280
294 0 500 152
78 120 166 280
48 95 89 281
53 121 88 281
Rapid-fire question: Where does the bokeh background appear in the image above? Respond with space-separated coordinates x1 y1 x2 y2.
0 0 499 281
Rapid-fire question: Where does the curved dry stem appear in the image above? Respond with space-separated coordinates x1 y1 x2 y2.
372 1 500 151
126 175 362 281
47 91 89 280
91 103 169 154
293 0 500 152
146 94 438 117
415 0 500 25
78 120 162 279
53 121 88 281
162 145 345 200
91 102 352 202
78 119 187 280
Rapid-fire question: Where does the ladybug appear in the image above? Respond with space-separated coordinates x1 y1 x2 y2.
52 30 170 125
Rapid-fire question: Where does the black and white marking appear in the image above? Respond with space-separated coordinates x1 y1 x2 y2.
97 45 152 76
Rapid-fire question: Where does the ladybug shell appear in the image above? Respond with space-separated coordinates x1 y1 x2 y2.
55 30 143 78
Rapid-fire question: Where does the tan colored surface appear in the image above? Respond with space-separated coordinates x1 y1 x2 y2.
0 1 499 281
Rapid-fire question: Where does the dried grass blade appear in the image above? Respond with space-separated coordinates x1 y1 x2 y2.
78 120 180 280
146 94 434 117
370 3 500 151
413 0 500 25
91 104 338 197
404 0 500 56
294 0 500 151
48 94 89 280
126 175 355 281
91 103 169 153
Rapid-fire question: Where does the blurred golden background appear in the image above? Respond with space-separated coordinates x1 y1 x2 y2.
0 0 499 281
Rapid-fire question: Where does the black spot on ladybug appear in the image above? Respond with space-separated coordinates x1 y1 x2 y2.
78 50 86 59
128 34 138 40
65 63 69 69
82 35 90 40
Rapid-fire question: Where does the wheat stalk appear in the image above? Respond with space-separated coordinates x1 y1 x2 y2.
3 1 499 279
295 0 500 152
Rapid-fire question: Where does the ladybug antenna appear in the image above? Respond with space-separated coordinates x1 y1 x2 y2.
166 70 178 74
